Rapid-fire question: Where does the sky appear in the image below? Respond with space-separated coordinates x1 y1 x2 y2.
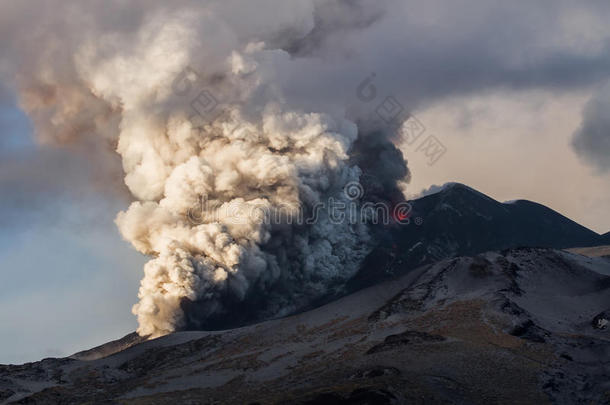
0 101 145 363
1 0 610 363
405 88 610 233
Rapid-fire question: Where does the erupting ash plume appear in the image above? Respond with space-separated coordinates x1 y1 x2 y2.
1 1 409 337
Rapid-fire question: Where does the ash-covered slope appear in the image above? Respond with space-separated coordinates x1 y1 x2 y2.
70 333 146 362
349 183 606 290
2 248 609 404
602 232 610 244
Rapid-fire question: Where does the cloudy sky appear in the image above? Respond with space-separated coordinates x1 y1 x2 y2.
1 0 610 363
0 98 145 363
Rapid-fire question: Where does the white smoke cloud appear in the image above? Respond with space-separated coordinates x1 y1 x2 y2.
1 1 398 337
7 0 610 337
92 8 378 336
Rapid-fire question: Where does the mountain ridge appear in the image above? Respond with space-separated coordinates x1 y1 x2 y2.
348 182 606 291
2 247 609 404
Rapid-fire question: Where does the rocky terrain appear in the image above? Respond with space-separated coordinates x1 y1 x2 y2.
1 247 609 404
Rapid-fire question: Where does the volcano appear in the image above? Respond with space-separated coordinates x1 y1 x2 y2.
2 247 609 404
348 183 607 291
2 184 609 404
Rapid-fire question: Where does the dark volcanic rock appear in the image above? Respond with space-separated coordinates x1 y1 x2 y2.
367 330 446 354
293 388 398 405
509 320 547 343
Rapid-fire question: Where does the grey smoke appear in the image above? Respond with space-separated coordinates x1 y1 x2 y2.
281 0 385 57
573 82 610 172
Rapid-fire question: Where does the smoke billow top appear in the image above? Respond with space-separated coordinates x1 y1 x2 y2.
1 1 409 337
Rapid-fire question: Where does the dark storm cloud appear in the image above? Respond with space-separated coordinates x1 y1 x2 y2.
281 0 385 57
272 0 610 116
267 0 610 174
572 83 610 172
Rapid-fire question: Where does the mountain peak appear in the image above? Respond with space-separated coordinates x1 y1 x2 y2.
350 183 606 291
413 182 500 204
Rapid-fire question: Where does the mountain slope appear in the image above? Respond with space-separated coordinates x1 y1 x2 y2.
349 183 605 290
2 248 609 404
568 245 610 260
71 332 146 362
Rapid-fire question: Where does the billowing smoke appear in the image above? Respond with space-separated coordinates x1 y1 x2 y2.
7 0 610 337
1 1 409 337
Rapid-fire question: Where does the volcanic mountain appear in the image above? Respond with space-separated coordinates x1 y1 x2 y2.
2 184 609 404
1 247 609 404
349 183 607 291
